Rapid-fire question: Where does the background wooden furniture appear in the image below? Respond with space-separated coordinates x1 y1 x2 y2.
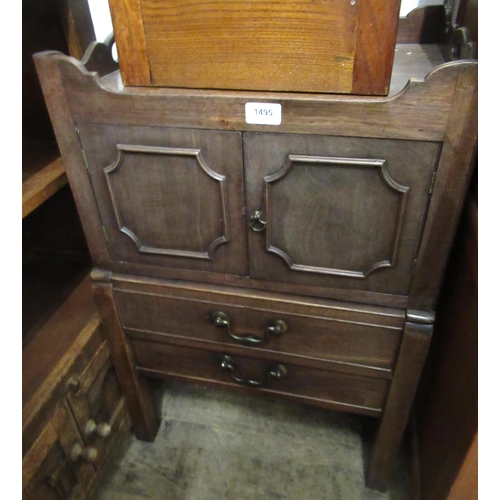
23 276 131 500
23 0 96 218
108 0 401 95
396 3 478 498
413 193 478 500
22 2 132 497
22 0 94 335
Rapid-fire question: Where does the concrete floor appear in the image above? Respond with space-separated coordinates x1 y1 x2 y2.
95 381 412 500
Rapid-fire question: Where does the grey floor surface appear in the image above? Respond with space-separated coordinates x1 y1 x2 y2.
95 381 411 500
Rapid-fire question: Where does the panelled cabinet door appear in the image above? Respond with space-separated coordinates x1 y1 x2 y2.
244 133 441 296
77 125 248 276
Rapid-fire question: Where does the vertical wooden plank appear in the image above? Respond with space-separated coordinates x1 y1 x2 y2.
415 195 478 500
446 433 478 500
92 275 161 441
58 0 96 60
408 63 477 310
33 52 112 268
352 0 401 95
108 0 151 85
366 319 433 491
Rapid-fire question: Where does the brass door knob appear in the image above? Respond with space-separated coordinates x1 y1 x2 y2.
84 419 112 438
70 443 98 463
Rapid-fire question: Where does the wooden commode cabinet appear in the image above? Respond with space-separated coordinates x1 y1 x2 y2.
34 33 477 491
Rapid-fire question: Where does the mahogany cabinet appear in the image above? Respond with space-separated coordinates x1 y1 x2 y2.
34 39 477 492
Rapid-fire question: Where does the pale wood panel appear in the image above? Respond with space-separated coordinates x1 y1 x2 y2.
352 0 400 95
108 0 151 85
140 0 356 93
22 153 67 218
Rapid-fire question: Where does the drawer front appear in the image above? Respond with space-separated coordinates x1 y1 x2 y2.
130 340 389 417
114 285 403 372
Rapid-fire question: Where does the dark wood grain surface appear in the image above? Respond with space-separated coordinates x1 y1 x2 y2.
409 64 478 310
130 340 390 417
92 281 161 442
45 52 465 142
244 133 440 295
367 320 434 491
78 124 248 276
33 43 478 494
113 285 403 372
415 196 478 500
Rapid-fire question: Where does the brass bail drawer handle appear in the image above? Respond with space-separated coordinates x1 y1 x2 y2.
209 311 289 346
249 210 267 232
219 355 287 388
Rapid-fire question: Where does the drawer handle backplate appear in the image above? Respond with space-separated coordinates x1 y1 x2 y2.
219 354 287 387
209 311 289 346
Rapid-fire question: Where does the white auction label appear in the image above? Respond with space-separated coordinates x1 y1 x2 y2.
245 102 282 125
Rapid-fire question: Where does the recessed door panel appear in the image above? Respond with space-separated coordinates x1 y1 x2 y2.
244 133 441 295
78 125 247 276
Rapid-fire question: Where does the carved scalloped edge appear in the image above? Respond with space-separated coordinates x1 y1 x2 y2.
32 50 477 104
104 144 229 260
79 34 119 77
33 50 122 95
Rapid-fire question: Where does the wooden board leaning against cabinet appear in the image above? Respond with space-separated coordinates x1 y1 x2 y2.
33 39 477 492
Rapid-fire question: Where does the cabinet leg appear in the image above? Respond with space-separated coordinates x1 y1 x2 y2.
366 319 433 491
92 279 161 442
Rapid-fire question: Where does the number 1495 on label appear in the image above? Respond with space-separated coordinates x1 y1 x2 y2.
245 102 282 125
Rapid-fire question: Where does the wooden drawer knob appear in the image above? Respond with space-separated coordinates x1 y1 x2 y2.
67 377 80 393
70 443 98 463
84 419 112 438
